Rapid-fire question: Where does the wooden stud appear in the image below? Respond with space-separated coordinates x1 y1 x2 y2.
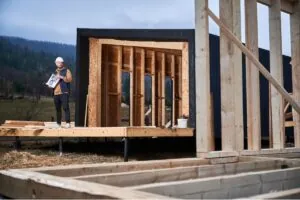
269 0 285 149
151 51 156 126
181 43 189 117
88 38 102 127
219 0 243 151
291 0 300 147
140 49 145 126
171 55 176 127
195 0 214 156
175 56 183 122
117 46 123 126
129 47 134 126
161 53 166 126
257 0 294 14
245 0 261 150
207 8 300 133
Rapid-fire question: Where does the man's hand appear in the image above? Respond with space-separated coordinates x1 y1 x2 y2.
56 75 64 79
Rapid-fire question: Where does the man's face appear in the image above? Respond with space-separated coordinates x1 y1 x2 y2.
56 61 64 68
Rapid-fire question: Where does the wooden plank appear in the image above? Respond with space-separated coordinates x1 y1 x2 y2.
195 0 213 156
269 0 285 149
161 53 166 126
175 56 183 121
207 9 300 117
171 55 176 127
181 43 189 117
219 0 243 151
101 45 109 127
0 127 127 137
117 46 122 126
3 120 45 127
0 170 165 199
151 51 156 126
129 47 134 126
99 39 184 50
88 38 102 127
140 49 145 126
245 0 261 151
285 121 296 127
257 0 294 14
291 0 300 147
127 127 193 137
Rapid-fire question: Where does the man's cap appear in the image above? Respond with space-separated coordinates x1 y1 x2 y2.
55 57 64 63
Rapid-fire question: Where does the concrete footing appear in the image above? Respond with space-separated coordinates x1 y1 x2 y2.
1 154 300 199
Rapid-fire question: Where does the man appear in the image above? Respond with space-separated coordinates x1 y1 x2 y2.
53 57 72 128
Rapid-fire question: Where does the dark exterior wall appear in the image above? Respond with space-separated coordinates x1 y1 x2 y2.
75 29 292 142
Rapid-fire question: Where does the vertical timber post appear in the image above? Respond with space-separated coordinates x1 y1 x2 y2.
269 0 285 149
245 0 261 150
195 0 213 157
220 0 243 151
291 0 300 147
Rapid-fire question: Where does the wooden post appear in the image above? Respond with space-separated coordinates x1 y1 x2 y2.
171 55 176 127
161 53 166 126
245 0 261 150
88 39 102 127
129 47 134 126
117 46 122 126
291 0 300 147
207 9 300 114
195 0 213 156
269 0 285 149
182 43 189 117
151 51 156 126
140 49 145 126
219 0 243 151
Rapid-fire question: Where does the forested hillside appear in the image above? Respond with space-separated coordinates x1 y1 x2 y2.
0 36 76 99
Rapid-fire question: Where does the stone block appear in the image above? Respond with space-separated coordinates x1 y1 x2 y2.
210 157 238 165
283 179 300 190
222 174 261 188
236 162 255 173
261 170 286 182
262 181 283 193
285 168 300 179
202 189 229 199
228 184 261 199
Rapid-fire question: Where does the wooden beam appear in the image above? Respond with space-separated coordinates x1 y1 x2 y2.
269 0 285 149
129 47 134 126
291 0 300 147
219 0 243 151
257 0 294 14
127 127 193 137
161 53 166 126
140 49 145 126
245 0 261 151
171 55 176 127
195 0 214 156
181 43 189 117
175 56 183 122
208 9 300 116
117 46 122 126
151 51 156 126
88 38 102 127
99 39 184 50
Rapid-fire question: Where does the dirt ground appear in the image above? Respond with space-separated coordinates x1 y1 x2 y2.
0 138 194 170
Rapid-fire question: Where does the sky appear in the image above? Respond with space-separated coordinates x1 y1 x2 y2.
0 0 292 55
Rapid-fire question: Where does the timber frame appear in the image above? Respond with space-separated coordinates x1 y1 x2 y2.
196 0 300 157
75 29 195 128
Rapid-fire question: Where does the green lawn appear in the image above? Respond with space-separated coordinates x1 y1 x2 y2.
0 97 75 124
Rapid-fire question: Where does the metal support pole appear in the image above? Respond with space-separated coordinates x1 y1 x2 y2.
124 137 129 162
171 79 174 128
59 137 63 156
15 136 21 151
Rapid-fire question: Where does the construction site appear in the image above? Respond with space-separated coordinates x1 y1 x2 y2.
0 0 300 198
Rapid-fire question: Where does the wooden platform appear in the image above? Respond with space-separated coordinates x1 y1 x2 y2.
0 120 193 138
